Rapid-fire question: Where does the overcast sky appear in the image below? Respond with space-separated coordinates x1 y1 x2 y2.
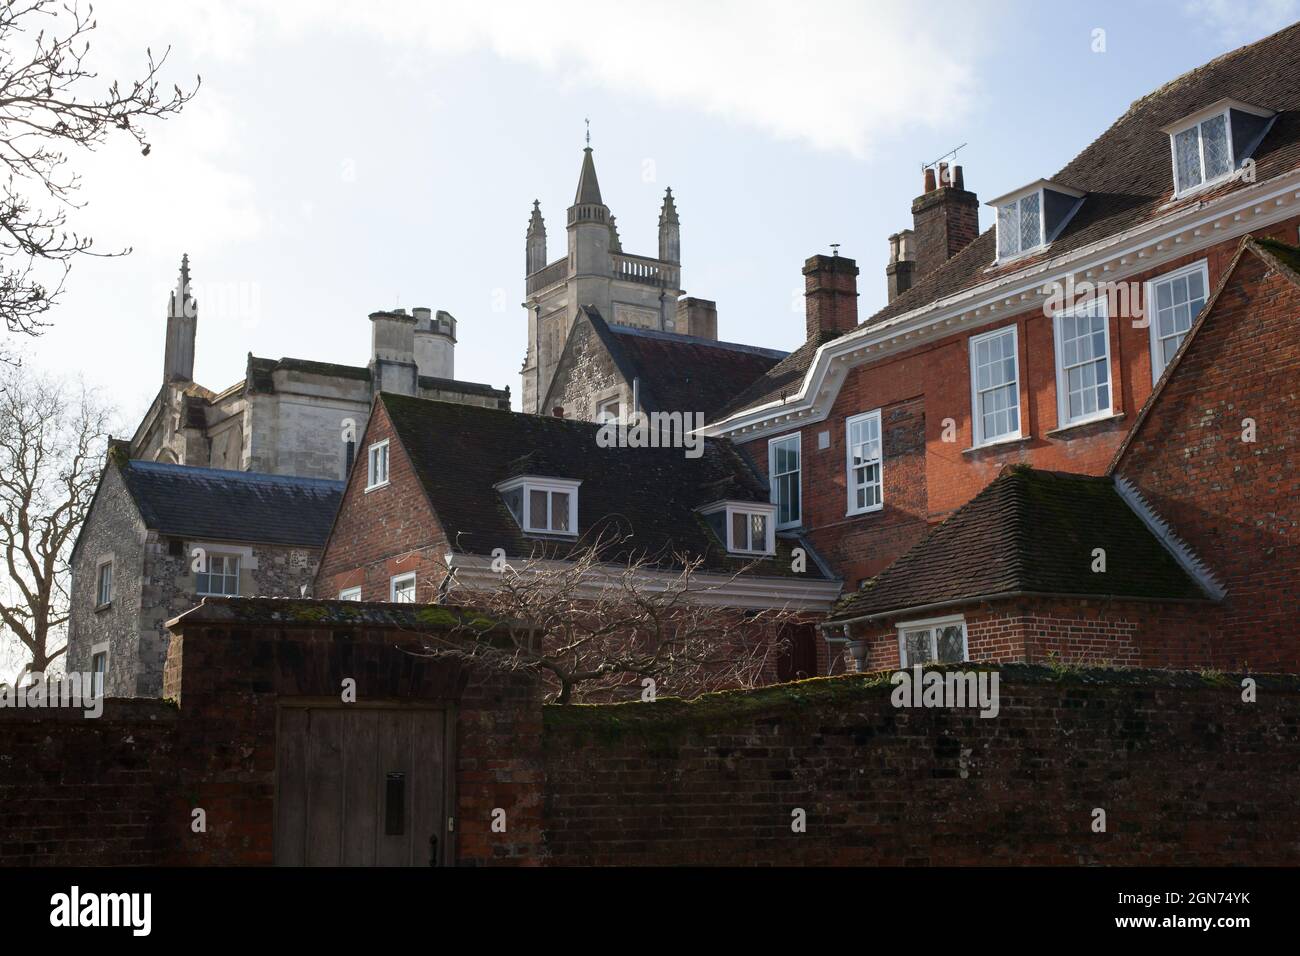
14 0 1300 425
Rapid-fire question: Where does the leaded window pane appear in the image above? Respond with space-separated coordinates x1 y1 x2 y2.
1201 113 1231 180
551 491 570 532
904 630 932 666
936 625 964 663
998 202 1019 257
1175 126 1202 191
1019 192 1041 250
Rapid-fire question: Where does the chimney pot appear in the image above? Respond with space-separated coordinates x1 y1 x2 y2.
923 167 937 193
911 166 979 280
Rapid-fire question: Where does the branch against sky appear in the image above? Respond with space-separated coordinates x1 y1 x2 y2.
0 0 197 354
404 532 795 705
0 362 115 683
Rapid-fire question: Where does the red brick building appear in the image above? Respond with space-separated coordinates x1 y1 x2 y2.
699 24 1300 670
314 393 843 682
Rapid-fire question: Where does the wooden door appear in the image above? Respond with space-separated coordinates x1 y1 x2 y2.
274 705 451 866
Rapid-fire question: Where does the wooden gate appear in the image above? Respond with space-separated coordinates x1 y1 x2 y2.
273 703 454 866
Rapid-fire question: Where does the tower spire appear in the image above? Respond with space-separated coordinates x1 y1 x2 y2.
573 144 603 207
169 252 194 318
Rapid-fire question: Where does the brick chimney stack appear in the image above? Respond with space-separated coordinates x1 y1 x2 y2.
886 230 915 303
803 252 859 339
911 164 979 280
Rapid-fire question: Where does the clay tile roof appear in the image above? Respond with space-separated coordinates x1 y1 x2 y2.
378 393 828 579
827 466 1210 622
864 22 1300 330
714 329 845 419
120 460 344 548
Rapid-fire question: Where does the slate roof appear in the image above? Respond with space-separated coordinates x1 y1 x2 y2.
578 309 786 423
723 22 1300 418
377 393 829 579
828 467 1210 622
119 460 344 548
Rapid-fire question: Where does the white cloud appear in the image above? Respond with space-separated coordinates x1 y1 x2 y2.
97 0 997 158
1183 0 1299 44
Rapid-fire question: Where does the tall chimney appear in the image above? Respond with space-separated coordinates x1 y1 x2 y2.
886 230 915 303
803 252 859 339
911 164 978 280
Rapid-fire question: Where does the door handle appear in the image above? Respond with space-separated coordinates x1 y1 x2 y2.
429 834 439 867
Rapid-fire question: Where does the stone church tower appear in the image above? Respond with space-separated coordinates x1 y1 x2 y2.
521 146 717 415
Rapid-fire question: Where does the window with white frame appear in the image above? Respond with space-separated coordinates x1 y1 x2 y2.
95 560 113 607
846 411 883 515
996 191 1042 259
1147 261 1208 378
195 553 240 596
768 433 801 528
367 439 389 490
496 476 580 536
1054 297 1112 427
898 616 967 667
339 586 362 601
595 397 621 425
969 326 1021 445
1171 112 1232 195
91 651 107 698
698 501 777 556
390 573 416 603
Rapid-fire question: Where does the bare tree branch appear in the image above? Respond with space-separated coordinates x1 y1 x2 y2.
0 362 115 682
0 0 198 353
401 530 797 704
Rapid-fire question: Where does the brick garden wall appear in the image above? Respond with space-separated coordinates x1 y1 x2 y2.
541 666 1300 866
9 610 1300 866
0 699 177 866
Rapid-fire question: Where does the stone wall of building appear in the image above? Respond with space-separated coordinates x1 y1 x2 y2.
66 466 148 697
135 535 322 697
544 314 627 421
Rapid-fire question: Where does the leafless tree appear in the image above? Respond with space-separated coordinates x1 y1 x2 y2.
0 363 114 681
406 533 797 704
0 0 197 352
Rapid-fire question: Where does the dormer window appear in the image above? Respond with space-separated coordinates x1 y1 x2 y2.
1161 98 1275 197
697 501 777 557
496 476 580 536
989 181 1086 262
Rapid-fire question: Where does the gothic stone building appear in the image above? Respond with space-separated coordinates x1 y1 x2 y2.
134 255 511 482
67 256 512 695
521 147 727 415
